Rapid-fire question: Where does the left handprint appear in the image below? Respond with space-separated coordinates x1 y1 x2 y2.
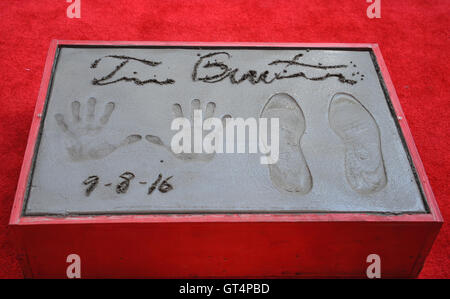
54 97 141 161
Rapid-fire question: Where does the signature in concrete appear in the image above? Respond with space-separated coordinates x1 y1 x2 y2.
90 55 175 86
192 52 358 85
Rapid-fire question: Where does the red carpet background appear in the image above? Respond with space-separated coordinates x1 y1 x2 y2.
0 0 448 278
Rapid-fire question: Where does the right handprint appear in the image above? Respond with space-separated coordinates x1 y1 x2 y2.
145 99 230 162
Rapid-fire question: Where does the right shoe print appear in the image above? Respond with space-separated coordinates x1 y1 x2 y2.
328 92 387 194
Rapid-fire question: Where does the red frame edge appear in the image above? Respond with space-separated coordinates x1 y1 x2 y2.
9 40 442 226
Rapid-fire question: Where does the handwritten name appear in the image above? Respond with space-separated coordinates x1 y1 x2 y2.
192 52 357 85
90 52 358 86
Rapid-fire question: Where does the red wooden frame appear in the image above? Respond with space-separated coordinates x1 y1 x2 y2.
9 40 443 278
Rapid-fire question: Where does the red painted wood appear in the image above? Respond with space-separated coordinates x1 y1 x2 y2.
12 221 441 278
9 41 442 278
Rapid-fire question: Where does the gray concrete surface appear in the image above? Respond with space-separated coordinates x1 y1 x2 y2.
24 46 427 215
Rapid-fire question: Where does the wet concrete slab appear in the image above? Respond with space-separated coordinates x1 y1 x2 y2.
24 46 427 215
